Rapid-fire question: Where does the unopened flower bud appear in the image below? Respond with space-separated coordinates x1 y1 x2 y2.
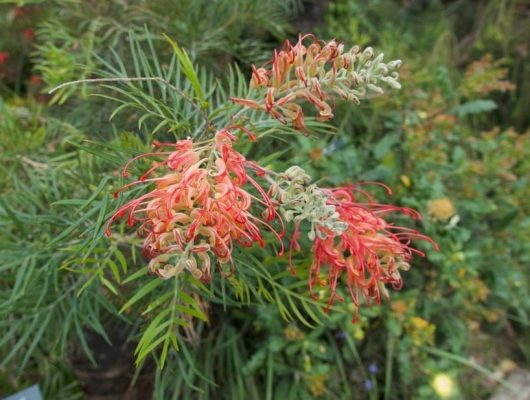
362 47 374 59
388 60 402 70
367 84 384 94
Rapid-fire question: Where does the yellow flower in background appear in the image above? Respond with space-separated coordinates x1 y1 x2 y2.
400 174 412 188
307 373 328 397
407 316 435 346
410 316 429 329
284 325 305 341
431 373 456 398
391 300 410 316
498 359 517 375
353 325 365 341
428 197 456 221
467 277 490 302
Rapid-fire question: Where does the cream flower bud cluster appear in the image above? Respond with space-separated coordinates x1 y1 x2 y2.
270 166 348 240
325 46 402 104
231 36 403 130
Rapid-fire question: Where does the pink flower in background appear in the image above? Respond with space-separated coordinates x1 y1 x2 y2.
14 7 24 18
23 28 34 40
14 6 30 18
0 52 9 64
29 75 42 86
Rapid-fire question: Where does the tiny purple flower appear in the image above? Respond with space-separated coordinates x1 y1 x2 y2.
335 331 347 340
364 380 373 391
368 362 379 374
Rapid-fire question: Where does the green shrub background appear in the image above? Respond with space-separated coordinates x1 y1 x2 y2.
1 1 528 399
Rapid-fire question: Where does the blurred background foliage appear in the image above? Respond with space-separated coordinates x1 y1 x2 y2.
1 0 529 399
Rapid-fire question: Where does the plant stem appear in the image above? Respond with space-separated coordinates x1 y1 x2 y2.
383 332 395 400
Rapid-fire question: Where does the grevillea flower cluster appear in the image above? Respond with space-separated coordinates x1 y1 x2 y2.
230 34 402 130
106 129 283 282
106 33 436 320
310 189 432 316
269 166 436 320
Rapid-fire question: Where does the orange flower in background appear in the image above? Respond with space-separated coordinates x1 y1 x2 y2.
106 129 284 281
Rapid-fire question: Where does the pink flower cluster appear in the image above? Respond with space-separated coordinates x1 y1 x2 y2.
308 188 436 320
107 138 434 317
106 129 282 281
230 34 401 130
0 52 9 65
230 34 338 129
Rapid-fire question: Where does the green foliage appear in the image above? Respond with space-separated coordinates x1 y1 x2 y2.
1 0 529 399
31 0 299 102
313 1 530 398
2 11 338 395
